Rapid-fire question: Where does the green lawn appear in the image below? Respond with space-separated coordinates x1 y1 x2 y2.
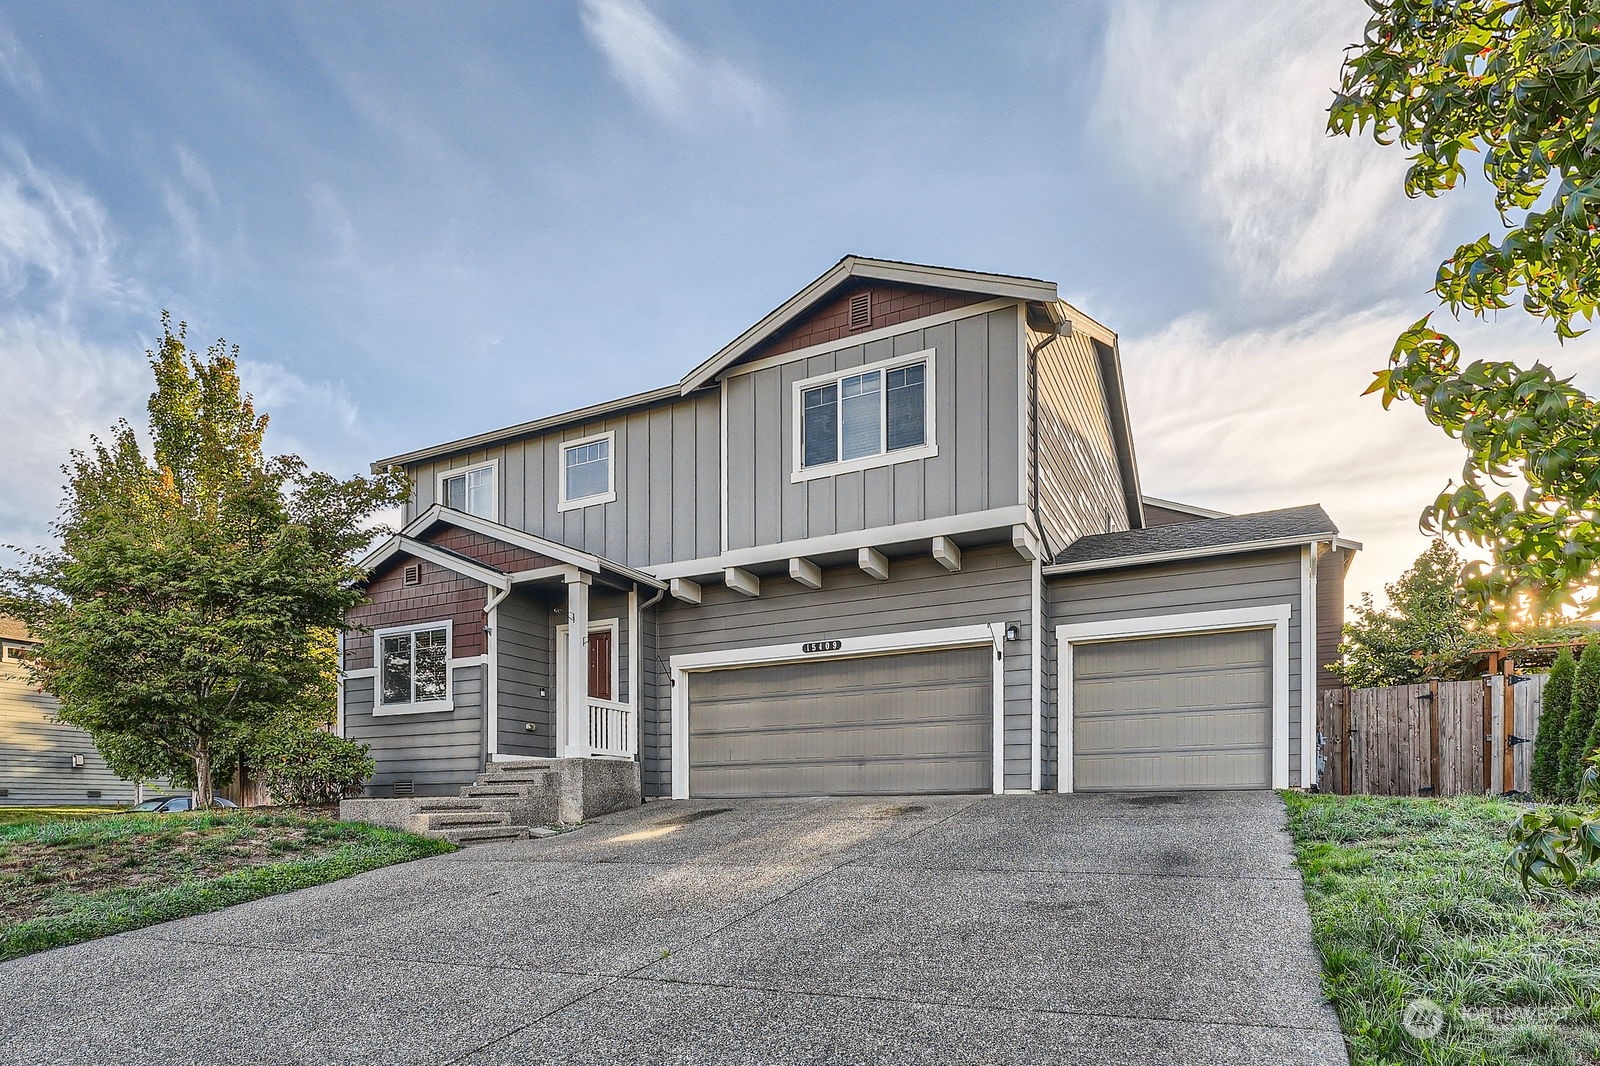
0 809 453 962
0 806 122 828
1284 792 1600 1066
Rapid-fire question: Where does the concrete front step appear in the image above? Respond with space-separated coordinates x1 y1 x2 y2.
478 767 554 784
460 784 546 800
416 797 493 812
415 810 511 830
438 825 529 845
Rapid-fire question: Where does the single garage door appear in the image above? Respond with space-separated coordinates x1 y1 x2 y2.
1072 628 1273 790
687 646 992 797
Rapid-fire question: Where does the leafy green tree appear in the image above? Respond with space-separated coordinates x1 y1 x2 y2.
1558 640 1600 800
1531 647 1575 800
0 315 409 807
1330 539 1479 687
1331 3 1600 618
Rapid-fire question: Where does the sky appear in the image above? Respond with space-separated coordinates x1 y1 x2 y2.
2 0 1597 608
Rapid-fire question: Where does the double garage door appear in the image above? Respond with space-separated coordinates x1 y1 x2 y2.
686 646 992 798
1071 628 1274 790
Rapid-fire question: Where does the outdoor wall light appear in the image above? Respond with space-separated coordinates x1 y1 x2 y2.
1003 623 1021 642
70 753 85 768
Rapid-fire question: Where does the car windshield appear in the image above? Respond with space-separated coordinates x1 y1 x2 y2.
128 799 169 811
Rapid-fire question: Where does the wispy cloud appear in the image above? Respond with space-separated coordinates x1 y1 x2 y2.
0 144 132 321
1092 0 1444 303
0 19 42 98
579 0 770 128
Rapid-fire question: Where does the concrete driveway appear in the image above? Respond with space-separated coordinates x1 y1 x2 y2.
0 792 1346 1065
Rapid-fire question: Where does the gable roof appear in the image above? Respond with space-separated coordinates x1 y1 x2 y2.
1046 504 1355 574
677 256 1060 395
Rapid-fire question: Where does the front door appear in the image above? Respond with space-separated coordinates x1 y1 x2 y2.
587 629 613 701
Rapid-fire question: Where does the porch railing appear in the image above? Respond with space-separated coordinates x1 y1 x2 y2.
587 698 636 759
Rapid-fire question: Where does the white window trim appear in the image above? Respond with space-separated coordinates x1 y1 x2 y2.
435 459 499 522
668 623 1002 800
1054 605 1293 793
372 620 455 716
554 618 621 705
557 430 618 512
790 348 938 484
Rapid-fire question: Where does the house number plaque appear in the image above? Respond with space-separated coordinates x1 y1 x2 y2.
802 640 843 654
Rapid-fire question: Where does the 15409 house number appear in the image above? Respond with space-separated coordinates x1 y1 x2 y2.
802 640 843 654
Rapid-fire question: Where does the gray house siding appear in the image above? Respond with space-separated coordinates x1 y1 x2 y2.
343 664 485 797
496 591 553 759
723 306 1022 553
1028 325 1131 557
642 544 1033 798
407 388 722 570
1044 549 1307 790
0 666 138 805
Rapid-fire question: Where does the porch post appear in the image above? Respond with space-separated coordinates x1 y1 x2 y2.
561 571 592 758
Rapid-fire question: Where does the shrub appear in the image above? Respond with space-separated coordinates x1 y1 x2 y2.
253 730 374 807
1532 649 1576 801
1508 751 1600 891
1558 640 1600 800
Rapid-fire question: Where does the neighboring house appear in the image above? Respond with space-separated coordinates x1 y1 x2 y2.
341 256 1360 801
0 619 139 806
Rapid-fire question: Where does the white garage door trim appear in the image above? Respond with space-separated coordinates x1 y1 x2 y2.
669 623 1004 800
1055 604 1292 793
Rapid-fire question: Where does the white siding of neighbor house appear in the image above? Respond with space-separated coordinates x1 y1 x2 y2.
0 662 139 805
1045 549 1308 790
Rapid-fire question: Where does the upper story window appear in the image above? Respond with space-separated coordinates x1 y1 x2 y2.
793 350 936 482
438 460 496 519
559 431 617 511
377 622 451 714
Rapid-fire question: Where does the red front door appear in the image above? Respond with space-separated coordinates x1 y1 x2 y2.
587 630 613 701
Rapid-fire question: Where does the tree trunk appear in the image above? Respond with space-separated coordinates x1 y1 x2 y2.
193 743 212 809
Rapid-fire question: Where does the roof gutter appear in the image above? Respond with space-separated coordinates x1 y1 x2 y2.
1043 531 1360 577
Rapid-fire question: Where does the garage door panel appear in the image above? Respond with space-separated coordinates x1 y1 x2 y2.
688 646 992 798
1072 628 1273 791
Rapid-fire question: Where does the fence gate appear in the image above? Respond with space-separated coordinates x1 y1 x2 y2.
1317 672 1547 797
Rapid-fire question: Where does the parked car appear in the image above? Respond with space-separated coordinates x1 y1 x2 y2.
126 795 238 813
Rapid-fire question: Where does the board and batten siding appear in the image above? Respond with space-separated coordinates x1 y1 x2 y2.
407 389 722 571
495 589 553 759
1028 327 1132 556
722 307 1022 553
1045 549 1308 789
0 664 138 805
642 544 1033 797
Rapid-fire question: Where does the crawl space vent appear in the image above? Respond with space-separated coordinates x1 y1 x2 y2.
0 788 9 798
848 291 872 330
391 780 415 798
402 563 421 587
85 790 102 799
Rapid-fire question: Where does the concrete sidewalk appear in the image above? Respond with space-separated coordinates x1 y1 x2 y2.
0 792 1347 1065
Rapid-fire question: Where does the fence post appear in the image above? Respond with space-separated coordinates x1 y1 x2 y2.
1427 678 1443 796
1501 655 1517 796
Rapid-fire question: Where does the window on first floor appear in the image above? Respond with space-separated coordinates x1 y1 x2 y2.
378 623 450 709
799 354 931 474
439 461 495 519
559 431 616 510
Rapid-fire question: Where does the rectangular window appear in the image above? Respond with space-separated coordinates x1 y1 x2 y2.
796 352 934 478
559 432 617 510
378 625 450 710
439 462 495 519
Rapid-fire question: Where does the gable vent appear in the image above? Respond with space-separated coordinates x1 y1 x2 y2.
402 563 422 587
391 779 415 797
848 291 872 330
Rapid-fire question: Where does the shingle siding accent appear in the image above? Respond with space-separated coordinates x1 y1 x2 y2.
344 562 488 672
420 526 555 573
741 282 988 364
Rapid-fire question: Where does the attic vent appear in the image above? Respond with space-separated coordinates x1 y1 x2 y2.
391 779 415 798
848 291 872 330
403 563 421 587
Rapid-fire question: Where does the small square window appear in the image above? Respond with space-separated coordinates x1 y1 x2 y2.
559 432 617 511
378 624 451 711
439 462 495 519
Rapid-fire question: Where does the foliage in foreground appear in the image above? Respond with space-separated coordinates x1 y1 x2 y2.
1285 792 1600 1066
1331 539 1478 687
0 809 452 961
1331 2 1600 618
0 315 409 805
1508 751 1600 890
253 728 375 806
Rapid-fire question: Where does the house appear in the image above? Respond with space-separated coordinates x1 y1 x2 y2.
339 256 1359 809
0 618 140 806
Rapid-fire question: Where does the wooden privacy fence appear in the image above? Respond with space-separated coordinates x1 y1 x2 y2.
1317 671 1547 797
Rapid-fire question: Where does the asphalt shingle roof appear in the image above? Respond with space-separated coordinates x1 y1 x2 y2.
1050 504 1338 568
